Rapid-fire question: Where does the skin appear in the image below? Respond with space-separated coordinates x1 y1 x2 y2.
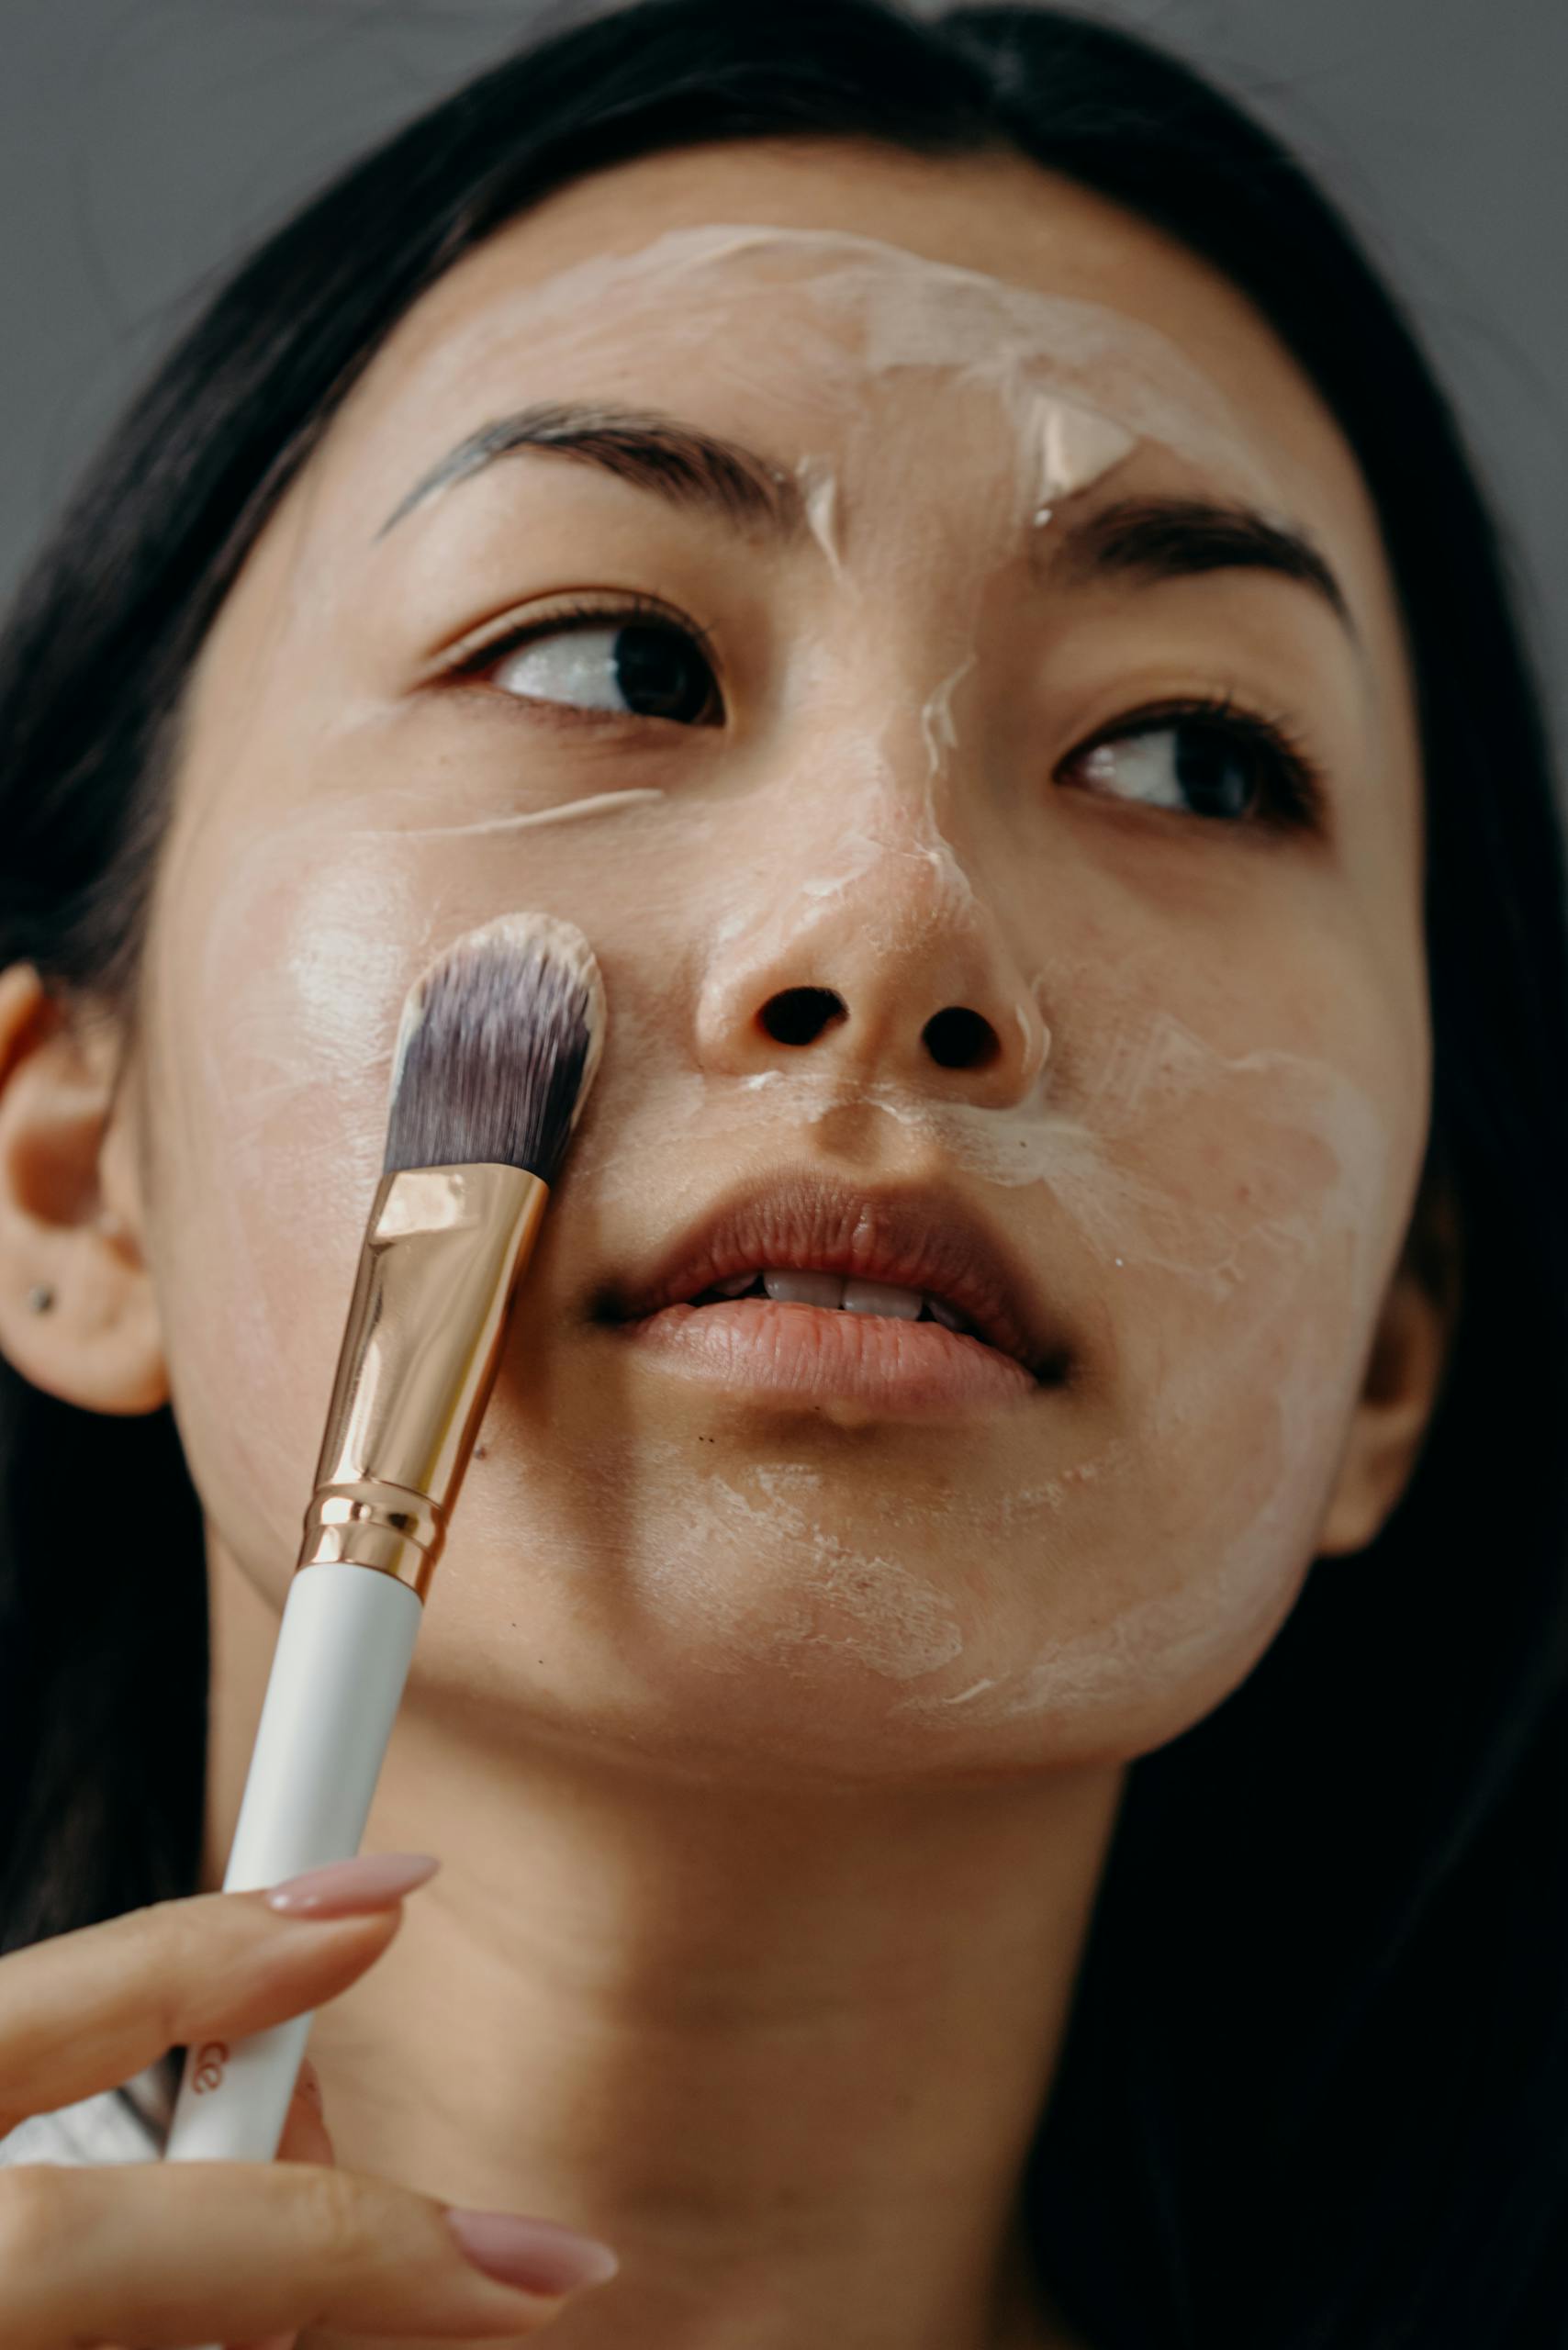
0 138 1459 2350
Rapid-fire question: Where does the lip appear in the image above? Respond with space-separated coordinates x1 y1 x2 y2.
594 1172 1070 1418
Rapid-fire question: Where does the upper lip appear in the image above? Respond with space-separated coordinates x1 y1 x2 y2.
598 1172 1069 1381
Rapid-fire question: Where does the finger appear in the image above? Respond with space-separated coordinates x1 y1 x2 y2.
0 2158 618 2347
0 1860 438 2133
65 2066 342 2350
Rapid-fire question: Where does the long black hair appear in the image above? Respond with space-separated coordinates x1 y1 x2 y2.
2 4 1563 2342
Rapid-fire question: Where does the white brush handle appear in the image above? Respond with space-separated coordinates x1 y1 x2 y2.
163 1560 422 2165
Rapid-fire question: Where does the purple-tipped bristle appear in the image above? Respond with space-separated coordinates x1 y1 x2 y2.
385 918 604 1182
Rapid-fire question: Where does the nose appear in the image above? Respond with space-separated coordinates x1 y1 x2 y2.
694 831 1047 1107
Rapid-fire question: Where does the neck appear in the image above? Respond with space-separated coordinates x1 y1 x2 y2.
203 1538 1121 2350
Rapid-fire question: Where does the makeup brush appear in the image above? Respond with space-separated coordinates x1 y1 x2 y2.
163 912 606 2169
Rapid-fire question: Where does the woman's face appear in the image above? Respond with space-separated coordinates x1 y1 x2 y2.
129 140 1429 1779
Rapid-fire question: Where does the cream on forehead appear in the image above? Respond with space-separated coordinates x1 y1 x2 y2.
408 219 1286 509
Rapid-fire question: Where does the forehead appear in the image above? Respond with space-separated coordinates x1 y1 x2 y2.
329 140 1381 548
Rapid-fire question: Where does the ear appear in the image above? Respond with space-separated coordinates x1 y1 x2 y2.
0 961 168 1415
1316 1161 1462 1558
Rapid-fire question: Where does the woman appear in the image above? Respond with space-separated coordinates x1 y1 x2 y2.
0 2 1562 2344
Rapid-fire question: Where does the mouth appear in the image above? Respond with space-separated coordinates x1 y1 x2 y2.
594 1173 1070 1420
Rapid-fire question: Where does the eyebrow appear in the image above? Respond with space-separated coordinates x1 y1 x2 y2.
376 401 802 539
1047 494 1359 645
377 399 1358 644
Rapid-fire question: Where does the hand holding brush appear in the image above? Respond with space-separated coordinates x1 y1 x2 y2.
0 913 616 2346
164 910 606 2165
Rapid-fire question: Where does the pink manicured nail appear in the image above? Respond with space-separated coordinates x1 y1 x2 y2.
264 1852 441 1916
445 2209 620 2299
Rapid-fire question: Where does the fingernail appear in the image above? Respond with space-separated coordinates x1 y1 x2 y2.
264 1852 441 1916
445 2209 620 2299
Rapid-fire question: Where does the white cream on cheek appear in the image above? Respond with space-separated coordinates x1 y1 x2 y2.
888 1045 1398 1730
148 824 433 1553
364 786 667 839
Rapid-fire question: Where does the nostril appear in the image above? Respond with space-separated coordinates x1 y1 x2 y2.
758 987 847 1046
923 1006 1000 1070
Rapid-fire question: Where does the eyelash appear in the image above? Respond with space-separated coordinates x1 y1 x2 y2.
446 599 1328 831
1075 690 1329 832
448 594 722 701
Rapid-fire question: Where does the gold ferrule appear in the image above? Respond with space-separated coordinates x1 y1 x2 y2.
297 1164 548 1601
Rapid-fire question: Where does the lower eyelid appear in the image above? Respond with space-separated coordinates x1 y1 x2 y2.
444 678 726 744
446 677 644 727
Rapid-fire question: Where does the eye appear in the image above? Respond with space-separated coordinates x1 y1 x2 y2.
459 601 722 726
1059 696 1326 830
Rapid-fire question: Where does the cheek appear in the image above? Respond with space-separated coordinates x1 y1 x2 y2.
141 831 431 1569
887 969 1424 1758
138 778 718 1586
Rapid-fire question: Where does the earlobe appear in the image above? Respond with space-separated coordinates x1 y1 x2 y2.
0 961 169 1416
1316 1177 1462 1559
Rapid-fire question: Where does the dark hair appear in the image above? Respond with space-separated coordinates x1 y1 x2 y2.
3 2 1564 2339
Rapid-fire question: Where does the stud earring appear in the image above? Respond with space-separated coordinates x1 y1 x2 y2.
25 1283 55 1313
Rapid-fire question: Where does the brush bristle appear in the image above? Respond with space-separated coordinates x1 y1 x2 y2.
385 913 607 1182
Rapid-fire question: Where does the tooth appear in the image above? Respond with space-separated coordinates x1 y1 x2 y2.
711 1270 761 1297
762 1270 846 1308
841 1279 924 1320
924 1294 964 1331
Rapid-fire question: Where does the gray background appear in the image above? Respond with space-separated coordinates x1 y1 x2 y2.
5 0 1566 755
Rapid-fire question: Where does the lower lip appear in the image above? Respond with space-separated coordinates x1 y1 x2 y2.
615 1299 1040 1418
